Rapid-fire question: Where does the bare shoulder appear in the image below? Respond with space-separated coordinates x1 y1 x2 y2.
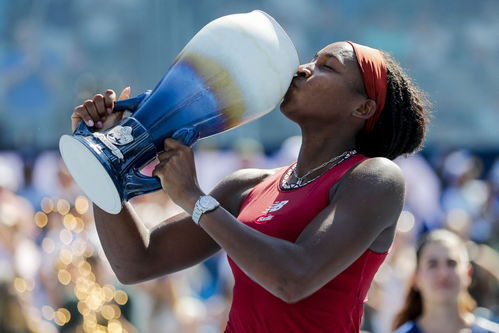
344 157 405 192
332 157 405 230
210 168 279 216
329 157 405 252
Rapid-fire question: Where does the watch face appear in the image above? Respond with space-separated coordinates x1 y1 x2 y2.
200 196 216 209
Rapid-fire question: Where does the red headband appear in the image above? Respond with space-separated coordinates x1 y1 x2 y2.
346 41 387 133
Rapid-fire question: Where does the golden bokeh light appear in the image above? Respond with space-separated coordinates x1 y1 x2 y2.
35 197 139 332
87 287 105 311
41 197 54 213
101 304 115 320
77 301 90 316
34 211 48 228
75 196 90 215
63 214 77 230
14 277 27 293
103 285 115 302
111 304 121 319
114 290 128 305
57 199 71 215
59 248 73 266
74 217 85 233
108 320 123 333
59 308 71 321
54 308 71 326
58 269 72 285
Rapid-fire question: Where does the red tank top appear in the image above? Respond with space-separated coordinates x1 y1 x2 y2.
225 153 388 333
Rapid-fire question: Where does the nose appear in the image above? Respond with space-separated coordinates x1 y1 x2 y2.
297 63 313 78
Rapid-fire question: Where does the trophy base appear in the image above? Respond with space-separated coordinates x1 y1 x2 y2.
59 135 123 214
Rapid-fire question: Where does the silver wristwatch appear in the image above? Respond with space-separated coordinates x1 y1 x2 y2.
192 195 220 224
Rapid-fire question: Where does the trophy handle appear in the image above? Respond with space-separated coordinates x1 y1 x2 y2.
73 90 152 136
124 167 163 200
114 90 152 112
171 127 200 147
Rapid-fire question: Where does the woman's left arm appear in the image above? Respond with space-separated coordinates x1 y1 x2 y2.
154 139 405 303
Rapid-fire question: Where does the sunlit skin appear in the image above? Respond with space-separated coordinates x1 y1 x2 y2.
414 240 474 333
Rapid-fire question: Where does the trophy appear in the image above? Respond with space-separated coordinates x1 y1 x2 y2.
59 10 299 214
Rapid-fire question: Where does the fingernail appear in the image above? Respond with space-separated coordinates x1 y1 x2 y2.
96 121 103 128
107 108 113 114
87 119 94 127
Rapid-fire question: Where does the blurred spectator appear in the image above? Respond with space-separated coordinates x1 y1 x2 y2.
392 229 499 332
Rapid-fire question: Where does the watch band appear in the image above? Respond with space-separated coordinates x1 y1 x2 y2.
192 195 219 225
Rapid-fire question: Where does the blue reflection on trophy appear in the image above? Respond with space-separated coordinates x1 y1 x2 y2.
59 10 299 214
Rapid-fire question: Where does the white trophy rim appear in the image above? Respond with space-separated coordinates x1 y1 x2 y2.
59 135 122 214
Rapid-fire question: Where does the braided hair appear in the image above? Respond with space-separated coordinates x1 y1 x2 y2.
355 52 431 160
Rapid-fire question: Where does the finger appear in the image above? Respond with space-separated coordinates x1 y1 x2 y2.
119 86 131 100
163 138 188 151
72 105 94 129
152 163 165 179
157 150 178 162
104 90 116 114
83 100 102 128
93 94 108 118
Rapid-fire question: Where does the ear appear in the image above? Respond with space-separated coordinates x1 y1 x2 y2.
352 99 376 120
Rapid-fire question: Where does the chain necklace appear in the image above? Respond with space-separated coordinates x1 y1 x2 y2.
281 149 357 190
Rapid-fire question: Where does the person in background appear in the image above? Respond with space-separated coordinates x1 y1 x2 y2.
392 229 499 333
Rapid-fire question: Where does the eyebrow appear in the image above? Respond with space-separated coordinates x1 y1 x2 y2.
314 52 345 68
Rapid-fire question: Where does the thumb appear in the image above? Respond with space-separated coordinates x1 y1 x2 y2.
119 86 131 100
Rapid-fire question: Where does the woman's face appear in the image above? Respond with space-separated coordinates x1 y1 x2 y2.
280 42 366 124
415 240 471 306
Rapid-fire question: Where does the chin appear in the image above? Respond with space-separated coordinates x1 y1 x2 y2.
432 289 460 304
279 100 297 121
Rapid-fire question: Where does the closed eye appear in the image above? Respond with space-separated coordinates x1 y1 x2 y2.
322 64 336 72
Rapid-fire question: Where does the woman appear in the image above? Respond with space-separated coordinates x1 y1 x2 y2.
71 41 429 332
392 229 499 333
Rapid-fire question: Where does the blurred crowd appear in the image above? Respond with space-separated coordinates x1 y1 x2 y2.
0 137 498 332
1 0 499 150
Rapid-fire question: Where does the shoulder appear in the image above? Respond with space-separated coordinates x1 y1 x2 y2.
334 156 405 206
209 168 280 215
347 156 405 189
393 321 422 333
328 157 405 247
218 168 277 186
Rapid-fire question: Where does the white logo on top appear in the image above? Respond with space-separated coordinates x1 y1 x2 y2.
256 200 289 223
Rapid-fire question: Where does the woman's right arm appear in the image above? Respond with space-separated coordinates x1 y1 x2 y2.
93 202 221 284
93 166 267 284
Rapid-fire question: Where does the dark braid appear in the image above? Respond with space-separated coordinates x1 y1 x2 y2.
355 51 431 160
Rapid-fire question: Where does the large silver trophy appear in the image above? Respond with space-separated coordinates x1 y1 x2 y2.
59 10 299 214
